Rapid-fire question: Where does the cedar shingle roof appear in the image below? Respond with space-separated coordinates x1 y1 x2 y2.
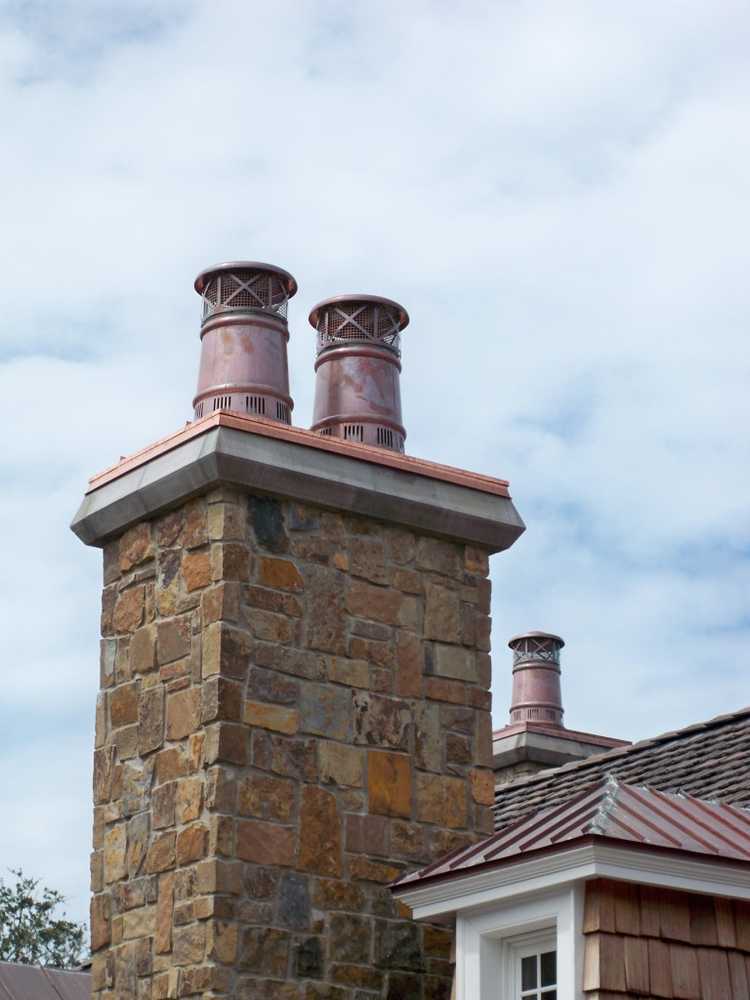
493 706 750 832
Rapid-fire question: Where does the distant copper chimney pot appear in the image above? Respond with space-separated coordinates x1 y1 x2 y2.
193 261 297 424
308 294 409 452
508 631 565 726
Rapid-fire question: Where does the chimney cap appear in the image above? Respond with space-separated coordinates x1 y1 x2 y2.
508 630 565 649
194 261 298 297
308 294 409 331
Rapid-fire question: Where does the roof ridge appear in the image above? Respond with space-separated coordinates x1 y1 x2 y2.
494 703 750 802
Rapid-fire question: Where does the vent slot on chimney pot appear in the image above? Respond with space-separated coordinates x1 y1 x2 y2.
309 294 409 452
508 631 565 727
192 261 297 424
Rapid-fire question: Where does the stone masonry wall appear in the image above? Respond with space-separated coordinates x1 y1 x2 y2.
90 487 495 1000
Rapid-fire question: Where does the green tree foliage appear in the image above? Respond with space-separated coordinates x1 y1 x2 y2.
0 869 86 968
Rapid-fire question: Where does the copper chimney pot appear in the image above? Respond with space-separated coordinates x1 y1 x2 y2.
308 294 409 452
192 261 297 424
508 631 565 726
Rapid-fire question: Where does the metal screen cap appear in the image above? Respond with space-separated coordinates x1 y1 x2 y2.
194 261 298 297
308 293 409 331
508 630 565 650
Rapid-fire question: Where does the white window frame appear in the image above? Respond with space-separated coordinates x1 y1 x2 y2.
455 884 583 1000
508 929 557 998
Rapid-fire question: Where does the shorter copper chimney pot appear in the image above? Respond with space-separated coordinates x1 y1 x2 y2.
193 261 297 424
508 631 565 726
309 294 409 452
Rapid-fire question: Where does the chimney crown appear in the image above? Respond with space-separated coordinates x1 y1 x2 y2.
309 294 409 452
192 261 297 425
508 630 565 727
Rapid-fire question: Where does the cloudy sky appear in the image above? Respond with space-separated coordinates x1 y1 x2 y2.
1 0 749 930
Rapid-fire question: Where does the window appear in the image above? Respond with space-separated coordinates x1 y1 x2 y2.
520 945 557 999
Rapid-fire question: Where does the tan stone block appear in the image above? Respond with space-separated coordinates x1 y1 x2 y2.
332 551 349 572
175 776 203 824
211 541 251 582
201 622 252 680
368 750 411 818
470 767 495 806
113 586 145 634
395 632 423 697
328 657 370 688
155 872 174 954
121 905 156 940
119 523 154 572
182 498 208 548
258 556 304 591
416 773 467 829
145 832 176 874
319 742 364 788
236 819 295 866
346 580 402 625
157 617 191 665
155 747 188 784
110 681 139 728
131 624 157 674
348 856 401 883
165 687 200 740
195 859 242 895
103 824 127 884
201 582 241 624
204 722 248 765
238 773 295 823
93 746 117 804
207 501 244 542
90 894 111 951
176 824 208 865
138 686 164 755
299 786 341 877
416 537 461 577
424 583 461 642
243 700 299 735
152 782 175 829
432 643 476 682
126 813 149 877
207 919 239 964
425 676 466 704
393 568 422 594
182 549 211 592
173 922 206 966
350 537 388 585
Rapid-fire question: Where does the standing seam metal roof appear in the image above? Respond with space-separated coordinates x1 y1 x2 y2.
0 963 90 1000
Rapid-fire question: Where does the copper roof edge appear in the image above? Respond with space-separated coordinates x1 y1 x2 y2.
86 412 512 499
493 704 750 798
492 721 629 748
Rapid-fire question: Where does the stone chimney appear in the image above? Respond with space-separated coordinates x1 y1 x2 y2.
73 264 526 999
309 294 408 452
493 632 629 785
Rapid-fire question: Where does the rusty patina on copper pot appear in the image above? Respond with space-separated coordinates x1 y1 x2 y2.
309 294 409 452
193 261 297 424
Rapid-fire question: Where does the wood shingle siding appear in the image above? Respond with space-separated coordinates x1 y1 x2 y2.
583 878 750 998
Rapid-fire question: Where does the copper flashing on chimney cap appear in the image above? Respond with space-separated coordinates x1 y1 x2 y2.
309 293 409 453
508 631 565 728
192 261 297 425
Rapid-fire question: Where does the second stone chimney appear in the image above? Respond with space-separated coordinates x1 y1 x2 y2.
309 294 409 452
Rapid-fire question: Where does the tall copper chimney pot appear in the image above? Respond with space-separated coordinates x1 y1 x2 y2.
309 294 409 452
193 261 297 424
508 631 565 726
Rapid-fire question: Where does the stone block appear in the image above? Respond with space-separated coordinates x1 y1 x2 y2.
152 782 175 829
424 584 460 643
131 625 157 674
329 913 372 963
327 657 370 689
201 581 241 624
252 730 317 781
304 565 347 654
239 926 290 976
368 750 412 819
258 556 304 591
182 549 211 592
375 919 423 971
183 498 208 548
238 773 295 823
90 894 111 951
354 693 411 750
173 922 206 965
211 541 251 582
175 776 203 823
395 632 423 698
244 700 299 735
278 872 311 930
299 786 341 877
350 537 388 585
319 742 364 788
201 676 242 723
176 824 208 865
165 687 200 740
345 814 389 856
121 905 156 940
126 813 149 877
470 767 496 806
206 919 239 964
157 617 191 665
247 665 299 705
113 586 145 634
390 821 428 862
416 537 461 578
416 773 467 829
236 819 295 866
431 643 476 682
202 622 252 680
110 681 139 728
138 686 164 755
145 832 176 874
103 824 127 884
425 677 466 705
300 683 352 741
119 523 154 572
346 580 402 625
204 722 248 765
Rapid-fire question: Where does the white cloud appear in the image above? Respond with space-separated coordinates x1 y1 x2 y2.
1 0 749 926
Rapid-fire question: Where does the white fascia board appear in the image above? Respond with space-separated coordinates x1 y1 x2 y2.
398 843 750 920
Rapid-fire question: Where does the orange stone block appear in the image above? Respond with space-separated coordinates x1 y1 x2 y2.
368 750 412 819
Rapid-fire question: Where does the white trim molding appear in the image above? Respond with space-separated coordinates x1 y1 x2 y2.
395 842 750 920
